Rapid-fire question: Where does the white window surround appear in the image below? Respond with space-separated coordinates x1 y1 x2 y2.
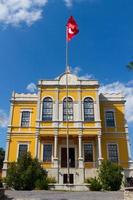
107 143 119 164
63 97 74 121
83 97 95 122
61 95 75 102
81 100 96 122
82 96 95 102
41 143 53 162
19 109 32 127
16 142 30 161
104 109 116 128
83 142 95 163
40 96 54 121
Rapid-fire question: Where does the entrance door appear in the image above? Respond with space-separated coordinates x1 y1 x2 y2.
61 147 75 168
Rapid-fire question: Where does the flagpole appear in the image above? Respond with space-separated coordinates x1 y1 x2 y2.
66 27 70 184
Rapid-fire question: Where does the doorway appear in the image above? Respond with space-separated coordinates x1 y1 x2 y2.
61 147 75 168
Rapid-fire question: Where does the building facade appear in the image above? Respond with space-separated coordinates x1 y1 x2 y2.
2 70 133 188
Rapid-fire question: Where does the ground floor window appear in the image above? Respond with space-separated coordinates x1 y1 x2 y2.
18 144 28 159
43 144 52 162
108 144 118 163
84 143 93 162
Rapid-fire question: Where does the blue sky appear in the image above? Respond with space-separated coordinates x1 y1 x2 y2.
0 0 133 156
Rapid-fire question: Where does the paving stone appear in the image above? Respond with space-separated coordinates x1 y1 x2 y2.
5 190 124 200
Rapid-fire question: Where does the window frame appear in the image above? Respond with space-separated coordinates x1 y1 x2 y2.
83 97 94 122
63 97 73 121
43 143 53 162
20 109 31 128
83 143 94 162
42 97 53 121
105 109 116 128
107 143 119 163
17 142 29 161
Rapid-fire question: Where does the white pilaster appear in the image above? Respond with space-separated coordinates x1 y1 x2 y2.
2 135 10 177
53 88 59 127
53 130 58 168
37 137 40 160
35 131 39 158
78 131 84 168
125 125 133 168
97 133 103 165
35 88 41 158
2 93 14 177
77 88 82 127
95 90 101 129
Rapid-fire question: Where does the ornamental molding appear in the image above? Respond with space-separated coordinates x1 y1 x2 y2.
99 93 125 102
38 72 99 87
11 93 38 102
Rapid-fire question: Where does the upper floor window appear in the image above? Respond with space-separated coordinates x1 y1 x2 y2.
18 144 28 159
84 97 94 121
43 144 52 162
63 97 73 121
21 111 30 127
108 144 118 163
84 143 93 162
42 97 53 121
105 110 115 127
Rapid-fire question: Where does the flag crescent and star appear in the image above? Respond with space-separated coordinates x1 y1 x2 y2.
66 16 79 41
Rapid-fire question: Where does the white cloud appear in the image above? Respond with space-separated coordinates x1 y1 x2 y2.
63 0 98 7
79 74 94 80
26 82 37 92
64 0 73 7
100 80 133 123
0 109 8 128
72 66 81 75
0 0 99 26
72 66 94 80
0 0 48 26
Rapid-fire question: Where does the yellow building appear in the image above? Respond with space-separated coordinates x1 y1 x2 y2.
2 69 133 189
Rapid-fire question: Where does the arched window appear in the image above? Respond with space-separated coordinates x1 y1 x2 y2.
42 97 53 121
63 97 73 121
84 97 94 121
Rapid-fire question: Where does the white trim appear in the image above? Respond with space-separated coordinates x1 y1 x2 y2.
104 109 116 128
41 143 53 163
107 143 119 164
41 96 54 102
40 97 54 122
19 109 32 128
62 96 74 121
82 96 95 102
82 97 95 122
83 142 95 163
62 95 75 102
16 142 30 161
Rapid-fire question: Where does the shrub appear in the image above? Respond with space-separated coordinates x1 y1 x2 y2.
98 160 123 191
47 176 56 184
6 152 48 190
35 177 48 190
89 177 102 191
0 148 5 170
0 178 3 188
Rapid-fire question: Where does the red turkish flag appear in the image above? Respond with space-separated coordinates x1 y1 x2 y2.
66 16 79 41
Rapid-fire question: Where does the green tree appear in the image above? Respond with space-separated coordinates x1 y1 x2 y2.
6 152 48 190
98 160 123 191
0 148 5 170
127 61 133 70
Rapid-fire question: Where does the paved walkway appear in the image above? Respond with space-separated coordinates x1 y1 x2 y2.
5 190 124 200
